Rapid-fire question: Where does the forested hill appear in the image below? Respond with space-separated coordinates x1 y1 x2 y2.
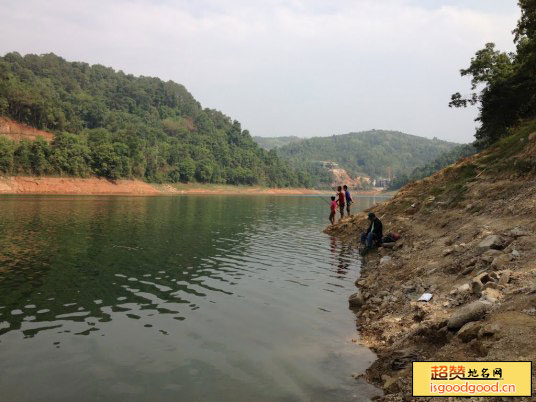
253 136 302 150
0 52 309 187
275 130 460 179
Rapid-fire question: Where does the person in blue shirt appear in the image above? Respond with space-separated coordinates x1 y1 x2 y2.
343 185 353 216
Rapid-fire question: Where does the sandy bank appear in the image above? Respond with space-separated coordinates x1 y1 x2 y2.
0 176 331 196
0 176 160 195
154 183 327 195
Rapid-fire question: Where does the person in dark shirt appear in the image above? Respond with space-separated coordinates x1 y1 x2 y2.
360 212 383 250
343 185 353 216
336 186 345 220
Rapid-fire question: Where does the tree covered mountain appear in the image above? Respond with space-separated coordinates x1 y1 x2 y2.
275 130 461 181
253 136 302 150
0 52 310 187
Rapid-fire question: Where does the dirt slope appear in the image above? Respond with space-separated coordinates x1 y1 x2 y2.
326 120 536 401
330 167 372 189
0 117 54 142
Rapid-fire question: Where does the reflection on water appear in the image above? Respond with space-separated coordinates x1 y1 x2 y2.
0 195 387 401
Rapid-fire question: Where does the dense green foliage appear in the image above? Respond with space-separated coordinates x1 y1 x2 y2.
388 144 477 190
253 136 303 150
450 0 536 149
0 52 311 187
275 130 459 185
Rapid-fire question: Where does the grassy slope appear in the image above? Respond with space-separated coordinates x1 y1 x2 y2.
326 119 536 400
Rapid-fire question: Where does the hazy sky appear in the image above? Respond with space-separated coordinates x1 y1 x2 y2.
0 0 520 143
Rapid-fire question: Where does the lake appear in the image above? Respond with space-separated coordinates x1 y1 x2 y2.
0 195 387 401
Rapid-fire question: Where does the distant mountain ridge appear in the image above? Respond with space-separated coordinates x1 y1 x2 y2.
273 129 462 186
253 136 302 150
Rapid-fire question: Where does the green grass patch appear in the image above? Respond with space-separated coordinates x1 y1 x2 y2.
480 118 536 174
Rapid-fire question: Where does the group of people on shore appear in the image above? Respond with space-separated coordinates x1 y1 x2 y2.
328 185 384 254
329 185 353 225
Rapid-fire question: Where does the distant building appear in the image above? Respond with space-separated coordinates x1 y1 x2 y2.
374 177 391 188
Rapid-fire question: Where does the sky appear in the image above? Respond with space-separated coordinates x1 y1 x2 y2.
0 0 521 143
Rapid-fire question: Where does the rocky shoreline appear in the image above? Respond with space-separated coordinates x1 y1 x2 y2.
325 129 536 401
330 209 535 401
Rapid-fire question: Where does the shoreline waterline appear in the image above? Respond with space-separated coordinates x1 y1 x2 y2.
0 176 389 197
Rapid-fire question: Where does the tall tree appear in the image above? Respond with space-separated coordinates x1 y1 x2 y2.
450 0 536 148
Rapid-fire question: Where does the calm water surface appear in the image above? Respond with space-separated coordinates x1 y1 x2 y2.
0 195 387 401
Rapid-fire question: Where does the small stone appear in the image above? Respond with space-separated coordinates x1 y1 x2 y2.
480 249 503 263
472 272 494 294
511 249 520 258
479 323 501 338
477 235 505 251
382 375 400 394
482 281 498 291
491 254 513 270
369 297 382 304
462 266 475 275
447 301 491 330
442 248 454 256
380 256 392 265
481 288 502 304
468 338 489 357
498 270 512 286
457 321 482 343
464 257 478 268
510 227 529 238
349 291 365 308
458 283 471 293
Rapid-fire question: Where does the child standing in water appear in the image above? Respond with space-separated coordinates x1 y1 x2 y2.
343 185 353 216
329 196 337 225
337 186 345 220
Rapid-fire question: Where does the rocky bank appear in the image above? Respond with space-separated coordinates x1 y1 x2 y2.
326 121 536 401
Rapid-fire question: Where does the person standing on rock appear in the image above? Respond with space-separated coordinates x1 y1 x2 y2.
360 212 383 251
336 186 345 220
343 185 353 216
329 196 338 225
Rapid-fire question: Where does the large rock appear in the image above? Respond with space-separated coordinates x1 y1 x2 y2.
477 235 505 251
447 301 491 330
349 291 365 308
457 321 482 343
